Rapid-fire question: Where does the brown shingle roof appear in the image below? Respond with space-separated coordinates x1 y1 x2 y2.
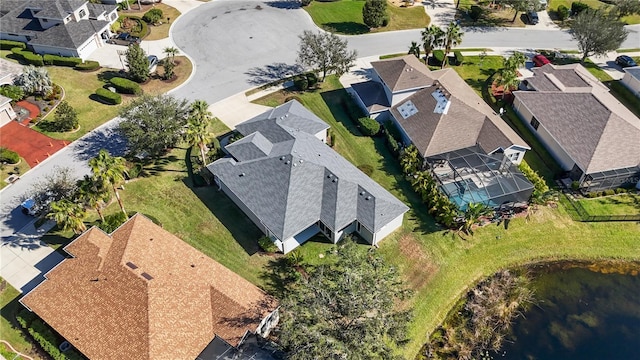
371 55 437 92
389 68 529 157
21 214 276 360
514 63 640 174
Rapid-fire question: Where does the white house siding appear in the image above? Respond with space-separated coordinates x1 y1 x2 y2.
0 102 17 127
333 222 356 243
504 147 525 166
31 44 79 58
357 224 374 244
372 212 404 245
621 71 640 99
513 97 576 171
314 129 327 143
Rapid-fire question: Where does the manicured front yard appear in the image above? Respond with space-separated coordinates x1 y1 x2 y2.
548 0 640 24
118 3 181 40
304 0 429 35
0 278 39 359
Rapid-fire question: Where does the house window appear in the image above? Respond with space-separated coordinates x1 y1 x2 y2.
509 152 520 162
79 9 86 18
42 18 48 22
530 117 540 130
356 221 361 233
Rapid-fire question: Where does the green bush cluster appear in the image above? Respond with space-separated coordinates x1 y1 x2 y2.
454 51 464 65
11 48 44 66
142 8 163 24
0 40 26 50
356 117 381 136
293 76 309 91
571 1 590 15
95 88 122 105
585 188 633 198
75 60 100 71
0 85 25 101
97 212 128 233
385 129 400 156
43 54 82 67
258 235 279 253
557 5 569 21
518 161 550 204
119 15 148 38
110 77 142 95
127 162 144 179
17 309 84 360
0 147 20 164
469 5 483 22
433 50 445 63
306 72 318 87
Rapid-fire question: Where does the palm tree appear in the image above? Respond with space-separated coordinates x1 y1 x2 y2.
163 46 180 65
89 149 128 216
441 22 463 69
47 199 87 234
400 145 421 175
421 25 444 65
77 175 111 223
13 65 53 97
408 41 421 59
497 69 520 99
459 202 492 235
185 100 214 165
504 51 526 71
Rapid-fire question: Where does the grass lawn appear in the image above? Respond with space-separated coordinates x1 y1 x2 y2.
304 0 429 35
548 0 640 25
456 1 527 27
0 159 30 191
118 3 181 40
0 52 192 142
576 194 640 216
0 278 39 359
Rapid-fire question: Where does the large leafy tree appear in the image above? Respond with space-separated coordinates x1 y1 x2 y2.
125 43 150 83
505 0 537 22
441 22 463 68
77 174 111 223
52 101 79 132
297 31 358 81
362 0 388 28
28 166 77 215
571 9 628 63
47 199 87 234
89 149 128 216
612 0 640 19
118 94 190 159
13 65 52 96
185 100 214 165
421 25 444 65
277 238 412 360
497 51 526 98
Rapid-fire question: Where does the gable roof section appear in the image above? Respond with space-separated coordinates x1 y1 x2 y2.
514 63 640 174
390 68 528 157
21 214 276 360
209 101 408 241
623 66 640 80
371 55 437 92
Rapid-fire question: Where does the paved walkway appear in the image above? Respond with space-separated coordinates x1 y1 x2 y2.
424 0 456 27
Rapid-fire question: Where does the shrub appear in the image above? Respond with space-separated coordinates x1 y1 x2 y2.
603 189 615 196
142 8 163 24
110 77 142 95
614 187 626 194
356 117 381 136
1 40 26 50
557 5 569 21
98 212 129 233
75 60 100 71
43 54 82 67
454 50 464 65
293 76 309 91
518 161 550 204
95 88 122 105
385 129 400 156
433 50 445 63
11 49 44 66
571 1 590 15
121 16 148 38
357 164 374 176
0 85 25 101
586 191 598 198
571 180 580 190
0 147 20 164
127 162 144 179
258 235 279 253
301 0 312 5
51 101 78 132
17 309 84 360
162 60 175 80
305 72 318 88
469 5 483 22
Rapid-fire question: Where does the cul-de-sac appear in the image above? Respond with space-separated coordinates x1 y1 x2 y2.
1 0 639 359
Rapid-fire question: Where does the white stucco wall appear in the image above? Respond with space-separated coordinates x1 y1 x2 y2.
621 71 640 99
372 212 404 245
503 147 525 166
30 44 79 58
0 102 17 127
314 129 327 143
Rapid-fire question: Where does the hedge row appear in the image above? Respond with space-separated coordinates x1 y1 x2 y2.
95 88 122 104
0 40 26 50
11 48 44 66
109 77 142 95
44 54 82 67
454 51 464 65
75 61 100 71
17 309 85 360
0 147 20 164
384 129 400 156
356 117 381 136
518 161 550 204
433 50 445 63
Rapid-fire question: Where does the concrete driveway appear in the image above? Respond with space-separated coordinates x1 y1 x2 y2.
170 0 317 104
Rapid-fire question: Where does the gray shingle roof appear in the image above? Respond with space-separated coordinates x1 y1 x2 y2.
371 55 437 92
514 63 640 174
623 66 640 80
0 0 109 50
390 68 529 157
209 101 408 241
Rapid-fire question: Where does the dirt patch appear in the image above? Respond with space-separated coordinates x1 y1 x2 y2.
399 233 439 291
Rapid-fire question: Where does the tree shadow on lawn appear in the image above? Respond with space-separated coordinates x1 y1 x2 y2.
320 88 363 137
322 22 369 35
244 63 303 86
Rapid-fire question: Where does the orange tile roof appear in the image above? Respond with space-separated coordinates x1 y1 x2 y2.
22 214 276 360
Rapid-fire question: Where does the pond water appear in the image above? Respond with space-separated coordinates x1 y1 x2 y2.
501 263 640 359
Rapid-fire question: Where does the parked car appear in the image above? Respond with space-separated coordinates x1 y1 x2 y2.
108 32 141 46
148 55 158 71
532 54 551 67
525 10 539 25
615 55 638 68
20 198 37 216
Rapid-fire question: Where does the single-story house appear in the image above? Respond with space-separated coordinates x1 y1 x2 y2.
0 95 17 127
0 0 118 60
513 63 640 192
21 214 279 359
208 100 409 254
351 55 533 209
621 66 640 99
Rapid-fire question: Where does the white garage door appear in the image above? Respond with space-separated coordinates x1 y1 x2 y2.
78 37 100 60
